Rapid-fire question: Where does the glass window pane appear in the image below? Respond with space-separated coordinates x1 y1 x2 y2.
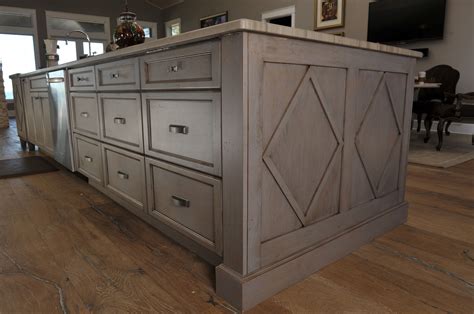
0 13 33 28
83 42 104 56
57 40 77 64
0 34 36 100
48 17 105 33
171 23 180 36
144 27 151 38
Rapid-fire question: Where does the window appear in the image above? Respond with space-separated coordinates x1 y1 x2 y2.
165 18 181 37
262 6 296 27
137 20 158 41
0 6 39 100
46 11 110 63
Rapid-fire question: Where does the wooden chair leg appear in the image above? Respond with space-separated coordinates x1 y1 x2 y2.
437 118 446 151
424 116 433 143
445 120 452 136
417 113 422 132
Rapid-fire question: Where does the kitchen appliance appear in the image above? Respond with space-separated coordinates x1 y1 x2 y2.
47 70 75 171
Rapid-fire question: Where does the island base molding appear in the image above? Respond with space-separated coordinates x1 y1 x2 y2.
216 202 408 311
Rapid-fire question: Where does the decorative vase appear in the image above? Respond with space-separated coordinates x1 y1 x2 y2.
113 9 145 49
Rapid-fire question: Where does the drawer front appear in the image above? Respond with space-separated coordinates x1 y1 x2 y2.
29 75 48 91
142 91 221 176
69 66 96 91
102 144 146 210
96 59 140 91
74 134 102 184
99 93 143 153
146 158 222 254
140 40 220 90
71 93 99 138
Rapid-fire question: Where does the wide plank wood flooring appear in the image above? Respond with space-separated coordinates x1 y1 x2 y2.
1 119 473 313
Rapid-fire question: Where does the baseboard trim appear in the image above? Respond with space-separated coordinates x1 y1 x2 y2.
413 119 474 135
216 202 408 311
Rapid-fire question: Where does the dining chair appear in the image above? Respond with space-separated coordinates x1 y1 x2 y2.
412 65 460 149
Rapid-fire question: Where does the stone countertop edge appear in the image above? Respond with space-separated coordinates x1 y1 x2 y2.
11 19 423 79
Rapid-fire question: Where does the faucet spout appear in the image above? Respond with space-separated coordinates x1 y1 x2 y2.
66 30 92 56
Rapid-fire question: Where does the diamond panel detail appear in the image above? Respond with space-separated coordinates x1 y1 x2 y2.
356 73 402 197
263 67 343 226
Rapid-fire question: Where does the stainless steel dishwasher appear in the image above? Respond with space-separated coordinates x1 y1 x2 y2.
47 70 75 171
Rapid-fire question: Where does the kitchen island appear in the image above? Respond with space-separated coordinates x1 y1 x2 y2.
11 19 421 310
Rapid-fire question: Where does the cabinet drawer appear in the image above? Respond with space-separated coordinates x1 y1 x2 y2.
102 144 146 210
96 59 140 91
74 134 102 185
146 158 222 254
99 93 143 153
142 91 221 176
28 75 48 91
140 40 220 90
71 93 100 138
69 66 96 91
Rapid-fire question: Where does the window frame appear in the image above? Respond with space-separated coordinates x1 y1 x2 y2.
165 18 181 37
45 11 110 62
0 5 40 69
262 5 296 27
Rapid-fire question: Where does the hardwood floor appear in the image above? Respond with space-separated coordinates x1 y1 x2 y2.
1 119 473 313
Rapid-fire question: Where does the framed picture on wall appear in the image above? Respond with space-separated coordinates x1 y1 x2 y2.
200 11 228 28
314 0 345 30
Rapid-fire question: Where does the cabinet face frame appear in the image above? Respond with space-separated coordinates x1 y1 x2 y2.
98 92 144 153
101 143 147 211
141 91 222 176
73 133 103 185
68 66 96 91
140 40 221 90
95 58 140 91
70 92 100 139
145 157 223 255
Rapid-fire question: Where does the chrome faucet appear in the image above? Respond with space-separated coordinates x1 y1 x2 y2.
65 30 92 56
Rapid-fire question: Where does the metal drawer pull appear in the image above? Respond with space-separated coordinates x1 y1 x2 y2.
168 65 180 73
76 76 89 82
114 117 126 125
84 156 93 163
111 73 120 79
80 112 89 118
171 195 190 208
169 124 189 134
117 171 129 180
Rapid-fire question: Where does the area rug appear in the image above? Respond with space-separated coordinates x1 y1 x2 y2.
408 132 474 168
0 156 58 179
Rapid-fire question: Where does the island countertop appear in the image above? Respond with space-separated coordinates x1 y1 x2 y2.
14 19 422 79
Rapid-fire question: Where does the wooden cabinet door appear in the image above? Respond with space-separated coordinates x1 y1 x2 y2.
23 88 36 144
12 78 27 139
39 92 54 154
32 94 44 147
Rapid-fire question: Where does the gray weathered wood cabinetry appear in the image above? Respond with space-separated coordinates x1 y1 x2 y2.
14 20 420 311
20 76 54 155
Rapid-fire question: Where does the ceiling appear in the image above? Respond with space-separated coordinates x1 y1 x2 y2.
145 0 184 10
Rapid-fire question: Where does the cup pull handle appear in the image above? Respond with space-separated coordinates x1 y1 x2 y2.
117 171 129 180
114 117 126 125
84 156 93 163
169 124 189 134
171 195 190 208
77 76 89 82
80 112 89 118
111 73 120 79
